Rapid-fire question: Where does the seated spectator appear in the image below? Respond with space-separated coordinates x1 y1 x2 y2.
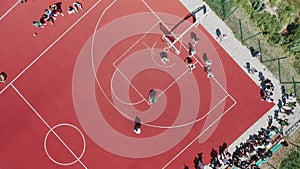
73 1 84 14
41 13 55 25
0 72 7 84
252 51 261 58
44 8 56 19
33 20 45 28
67 6 76 14
277 118 289 127
49 2 64 16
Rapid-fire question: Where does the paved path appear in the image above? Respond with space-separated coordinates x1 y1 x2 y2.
180 0 300 167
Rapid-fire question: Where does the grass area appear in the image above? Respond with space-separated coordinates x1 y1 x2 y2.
203 0 300 167
261 128 300 169
204 0 300 94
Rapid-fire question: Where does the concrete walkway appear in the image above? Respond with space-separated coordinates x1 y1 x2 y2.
179 0 300 167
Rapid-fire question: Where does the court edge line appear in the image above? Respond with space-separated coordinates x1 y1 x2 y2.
0 0 103 95
110 7 236 127
0 1 19 21
138 0 236 105
11 84 88 169
90 2 230 129
162 101 237 169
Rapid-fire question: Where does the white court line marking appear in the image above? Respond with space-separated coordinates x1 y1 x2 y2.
112 21 160 66
138 1 238 166
11 84 87 168
0 1 19 21
114 67 149 103
138 2 237 104
110 70 145 105
140 0 185 49
0 0 103 95
88 0 235 130
110 21 161 104
162 100 237 169
91 0 140 125
44 123 86 166
142 42 177 69
145 94 229 129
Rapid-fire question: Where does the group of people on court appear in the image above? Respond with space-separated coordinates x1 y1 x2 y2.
33 1 83 29
160 31 215 77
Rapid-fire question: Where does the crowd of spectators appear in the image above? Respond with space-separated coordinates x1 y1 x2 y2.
259 74 275 102
188 125 289 169
185 60 297 169
32 1 83 29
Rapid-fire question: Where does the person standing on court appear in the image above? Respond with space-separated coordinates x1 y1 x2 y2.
148 89 157 104
160 51 169 64
133 116 141 135
184 57 196 72
190 32 199 46
0 72 7 84
188 43 196 56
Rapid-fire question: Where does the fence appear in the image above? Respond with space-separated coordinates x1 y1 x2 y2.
206 0 300 101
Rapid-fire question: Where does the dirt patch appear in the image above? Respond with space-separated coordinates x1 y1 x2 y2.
261 128 300 168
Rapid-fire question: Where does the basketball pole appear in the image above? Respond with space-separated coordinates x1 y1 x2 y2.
163 17 202 55
161 5 206 55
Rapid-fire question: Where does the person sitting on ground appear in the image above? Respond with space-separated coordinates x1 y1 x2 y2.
252 50 261 58
0 72 7 84
277 118 289 127
67 6 76 14
44 8 56 19
33 20 45 28
49 2 64 16
73 1 84 14
41 13 55 25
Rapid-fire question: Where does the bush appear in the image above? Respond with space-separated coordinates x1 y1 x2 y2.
280 149 300 169
277 2 296 25
290 39 300 52
204 0 237 19
269 0 279 7
268 32 283 44
254 13 281 34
